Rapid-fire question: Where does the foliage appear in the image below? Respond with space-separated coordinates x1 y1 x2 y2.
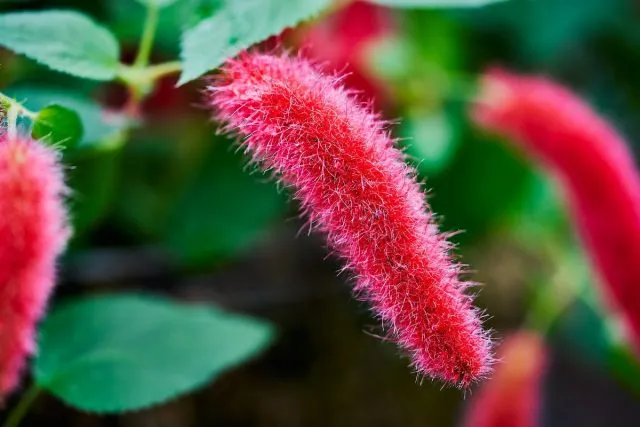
35 294 273 413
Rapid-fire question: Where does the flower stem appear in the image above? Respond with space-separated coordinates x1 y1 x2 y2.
6 103 19 140
0 92 37 119
523 242 589 336
133 3 160 69
524 277 569 336
145 61 183 80
2 385 40 427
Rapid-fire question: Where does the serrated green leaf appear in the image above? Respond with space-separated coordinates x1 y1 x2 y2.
33 104 83 149
0 10 120 80
134 0 180 8
7 87 128 149
35 294 274 413
370 0 508 7
178 0 330 85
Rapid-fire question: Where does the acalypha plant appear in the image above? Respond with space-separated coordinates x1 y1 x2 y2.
0 0 639 426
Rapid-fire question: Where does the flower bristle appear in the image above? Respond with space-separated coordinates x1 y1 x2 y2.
208 52 493 387
0 136 69 398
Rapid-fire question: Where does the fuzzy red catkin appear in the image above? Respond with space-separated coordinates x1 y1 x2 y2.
0 135 69 398
472 68 640 354
208 52 492 387
462 331 547 427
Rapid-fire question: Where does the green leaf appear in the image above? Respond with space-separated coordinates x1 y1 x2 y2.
401 109 459 175
370 0 508 7
428 131 533 244
554 295 640 397
461 0 625 63
68 150 121 236
164 138 287 266
0 11 120 80
134 0 180 8
512 172 569 241
7 87 128 149
35 294 274 413
609 342 640 397
32 104 83 149
178 0 330 85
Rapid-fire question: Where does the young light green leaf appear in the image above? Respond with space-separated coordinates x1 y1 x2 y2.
0 10 120 80
134 0 180 8
370 0 508 7
33 104 84 149
7 87 128 149
179 0 330 85
35 294 274 413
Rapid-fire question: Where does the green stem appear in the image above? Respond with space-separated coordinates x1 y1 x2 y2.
523 239 590 336
117 60 182 104
524 278 569 336
2 385 40 427
0 92 12 109
0 92 37 119
145 61 182 80
133 3 159 68
6 103 19 140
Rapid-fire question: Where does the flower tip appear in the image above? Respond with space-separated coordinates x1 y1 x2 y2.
462 331 547 427
472 67 518 129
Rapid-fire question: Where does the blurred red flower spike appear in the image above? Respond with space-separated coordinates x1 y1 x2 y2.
463 331 547 427
208 52 493 387
472 68 640 355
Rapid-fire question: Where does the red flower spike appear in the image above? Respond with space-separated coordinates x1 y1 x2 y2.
473 68 640 354
208 52 493 387
0 136 69 399
462 331 547 427
301 0 394 105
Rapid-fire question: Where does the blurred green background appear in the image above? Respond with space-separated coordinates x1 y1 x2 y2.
2 0 640 425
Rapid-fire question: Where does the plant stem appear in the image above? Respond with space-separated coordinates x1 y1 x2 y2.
133 3 160 68
145 61 183 80
524 277 568 336
523 241 589 336
2 385 40 427
6 103 19 140
0 92 37 119
0 92 12 110
117 60 182 105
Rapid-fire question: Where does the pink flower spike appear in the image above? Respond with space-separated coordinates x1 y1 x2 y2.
0 136 69 399
472 68 640 354
462 331 547 427
208 52 493 387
